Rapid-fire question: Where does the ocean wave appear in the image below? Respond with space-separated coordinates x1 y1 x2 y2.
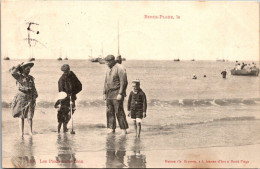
1 98 259 108
145 116 259 131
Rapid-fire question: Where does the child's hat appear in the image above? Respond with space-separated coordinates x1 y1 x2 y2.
57 92 67 100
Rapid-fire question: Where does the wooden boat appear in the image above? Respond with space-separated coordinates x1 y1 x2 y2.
230 68 259 76
174 59 180 61
191 59 195 61
57 57 62 61
64 57 68 60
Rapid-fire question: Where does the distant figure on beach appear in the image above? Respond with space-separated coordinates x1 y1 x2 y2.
221 69 227 78
127 80 147 138
103 55 128 134
192 74 197 79
58 64 82 132
54 92 71 133
9 61 38 137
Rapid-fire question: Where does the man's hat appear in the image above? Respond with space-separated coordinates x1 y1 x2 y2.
57 92 67 100
61 64 70 72
20 61 34 68
104 55 115 61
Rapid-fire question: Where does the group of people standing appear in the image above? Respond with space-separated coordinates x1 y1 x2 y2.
10 55 147 138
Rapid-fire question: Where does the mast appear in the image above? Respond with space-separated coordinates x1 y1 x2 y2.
101 43 103 58
60 48 62 58
118 21 120 56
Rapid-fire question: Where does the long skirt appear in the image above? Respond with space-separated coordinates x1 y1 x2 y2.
11 92 35 119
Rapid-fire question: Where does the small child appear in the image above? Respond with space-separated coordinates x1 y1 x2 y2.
54 92 71 133
127 80 147 138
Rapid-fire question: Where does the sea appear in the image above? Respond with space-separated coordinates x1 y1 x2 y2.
1 59 260 168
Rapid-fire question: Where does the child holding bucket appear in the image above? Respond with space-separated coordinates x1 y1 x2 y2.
54 92 71 133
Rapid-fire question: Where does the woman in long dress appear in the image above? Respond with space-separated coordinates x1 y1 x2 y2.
9 62 38 136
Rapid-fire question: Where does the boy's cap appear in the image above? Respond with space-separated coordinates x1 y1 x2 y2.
57 92 67 100
132 79 140 84
104 55 115 61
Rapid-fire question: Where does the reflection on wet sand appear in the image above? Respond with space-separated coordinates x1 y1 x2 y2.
56 134 78 168
11 136 36 168
127 138 146 168
106 134 127 168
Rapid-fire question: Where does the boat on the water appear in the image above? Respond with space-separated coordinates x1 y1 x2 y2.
230 68 259 76
3 52 10 60
191 59 195 61
64 57 68 60
90 58 98 62
57 57 62 61
98 58 106 64
174 59 180 61
216 59 226 62
29 57 35 61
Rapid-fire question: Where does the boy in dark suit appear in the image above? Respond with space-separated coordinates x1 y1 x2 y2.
127 80 147 138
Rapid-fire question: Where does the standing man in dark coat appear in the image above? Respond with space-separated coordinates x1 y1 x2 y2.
221 69 227 79
58 64 82 131
103 55 128 134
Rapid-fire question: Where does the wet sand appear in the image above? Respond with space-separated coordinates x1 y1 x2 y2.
2 135 260 168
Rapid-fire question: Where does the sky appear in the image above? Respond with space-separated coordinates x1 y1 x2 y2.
1 1 259 60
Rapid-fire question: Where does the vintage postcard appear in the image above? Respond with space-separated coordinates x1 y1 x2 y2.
1 0 260 168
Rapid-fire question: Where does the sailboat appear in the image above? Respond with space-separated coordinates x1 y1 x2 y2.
29 57 35 61
57 49 62 61
89 49 99 62
64 53 68 60
3 52 10 60
98 43 106 64
28 49 35 61
117 21 126 61
28 48 35 61
3 56 10 60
